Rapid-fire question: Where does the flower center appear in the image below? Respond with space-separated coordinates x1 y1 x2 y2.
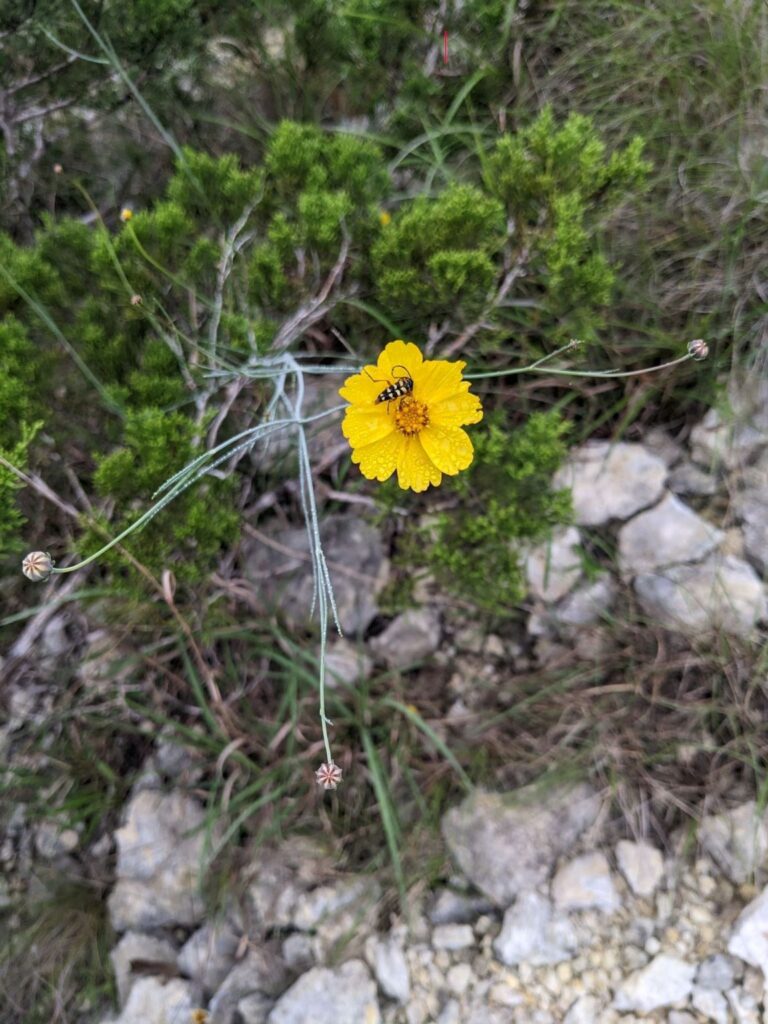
394 396 429 436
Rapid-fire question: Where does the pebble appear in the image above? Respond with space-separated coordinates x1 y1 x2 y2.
432 924 475 951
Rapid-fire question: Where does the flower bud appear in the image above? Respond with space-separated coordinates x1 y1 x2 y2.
315 761 343 790
687 338 709 361
22 551 54 582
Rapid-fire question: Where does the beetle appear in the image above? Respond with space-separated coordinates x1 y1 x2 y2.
365 363 414 411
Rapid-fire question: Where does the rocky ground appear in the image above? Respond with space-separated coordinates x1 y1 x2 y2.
2 376 768 1023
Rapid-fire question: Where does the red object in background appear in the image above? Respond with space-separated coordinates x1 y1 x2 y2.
443 30 448 64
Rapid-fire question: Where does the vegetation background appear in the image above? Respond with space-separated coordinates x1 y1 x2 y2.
1 1 766 1020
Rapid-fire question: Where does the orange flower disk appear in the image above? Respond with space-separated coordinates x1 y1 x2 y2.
339 340 483 493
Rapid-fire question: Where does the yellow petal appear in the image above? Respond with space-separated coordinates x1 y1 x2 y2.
430 390 483 428
419 424 474 475
339 365 381 405
352 431 406 482
413 359 468 404
377 340 424 380
396 436 442 492
342 405 396 448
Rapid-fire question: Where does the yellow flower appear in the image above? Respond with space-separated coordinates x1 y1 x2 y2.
120 207 133 222
379 210 392 227
339 340 483 493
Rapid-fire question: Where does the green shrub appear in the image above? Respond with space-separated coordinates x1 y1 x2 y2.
421 411 573 611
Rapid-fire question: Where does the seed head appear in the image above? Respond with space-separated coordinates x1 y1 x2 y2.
315 761 343 790
130 294 142 305
22 551 54 582
687 338 709 361
53 163 63 175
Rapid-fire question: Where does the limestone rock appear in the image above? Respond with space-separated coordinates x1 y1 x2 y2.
551 851 620 913
441 782 601 907
493 891 578 966
365 932 410 1002
369 609 441 669
243 515 388 635
734 482 768 575
699 800 768 884
266 959 381 1024
525 526 582 603
98 976 202 1024
613 953 695 1012
554 442 667 526
634 554 767 637
177 918 241 994
615 840 664 897
209 948 288 1024
110 931 179 1006
108 790 209 931
728 885 768 976
618 493 723 575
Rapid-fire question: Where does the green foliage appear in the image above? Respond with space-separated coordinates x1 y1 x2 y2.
88 409 239 586
0 423 42 562
372 184 505 317
485 107 651 339
423 411 572 612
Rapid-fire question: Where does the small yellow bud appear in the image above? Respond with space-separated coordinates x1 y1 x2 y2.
120 207 133 222
379 210 392 227
22 551 54 582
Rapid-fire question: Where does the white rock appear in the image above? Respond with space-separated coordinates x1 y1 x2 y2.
441 782 601 907
727 986 760 1024
98 976 201 1024
107 790 209 931
699 800 768 884
369 609 441 669
324 639 373 689
35 821 79 859
551 852 620 912
552 574 616 629
110 931 178 1006
177 918 240 994
432 924 475 950
267 959 380 1024
564 995 602 1024
446 962 473 995
690 407 766 470
618 493 723 575
734 483 768 575
615 840 664 897
525 526 582 602
493 891 578 966
696 954 736 991
554 442 667 526
292 876 372 931
728 886 768 975
634 554 767 637
209 948 287 1024
365 933 410 1003
668 460 717 496
612 954 695 1012
692 986 729 1024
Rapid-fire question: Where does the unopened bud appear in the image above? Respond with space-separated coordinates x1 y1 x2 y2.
22 551 54 582
687 338 709 361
